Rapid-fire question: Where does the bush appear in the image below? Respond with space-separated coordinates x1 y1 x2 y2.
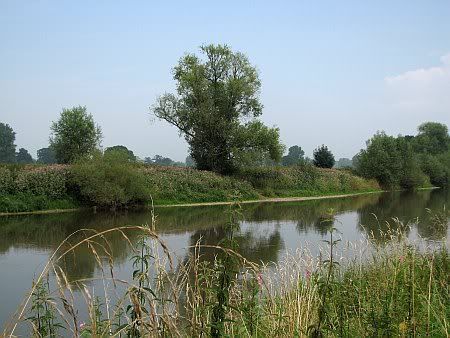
419 155 448 187
71 151 151 208
14 165 68 198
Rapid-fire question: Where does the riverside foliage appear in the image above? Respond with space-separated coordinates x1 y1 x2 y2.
0 161 379 212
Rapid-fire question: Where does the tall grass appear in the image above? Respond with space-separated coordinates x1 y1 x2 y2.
3 208 448 337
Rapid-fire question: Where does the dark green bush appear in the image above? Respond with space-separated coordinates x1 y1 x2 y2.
71 151 151 209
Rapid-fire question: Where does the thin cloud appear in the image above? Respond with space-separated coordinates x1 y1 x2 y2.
384 53 450 116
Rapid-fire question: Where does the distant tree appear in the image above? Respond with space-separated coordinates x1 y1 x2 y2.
152 155 175 166
282 145 305 166
152 44 283 174
37 147 56 164
50 106 102 164
185 155 195 167
105 145 136 161
414 122 450 155
0 122 16 163
334 158 353 168
144 157 153 164
16 148 34 164
313 145 335 168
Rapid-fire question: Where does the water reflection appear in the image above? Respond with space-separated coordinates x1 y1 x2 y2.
0 190 448 329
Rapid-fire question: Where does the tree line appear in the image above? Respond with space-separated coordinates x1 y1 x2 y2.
1 44 449 189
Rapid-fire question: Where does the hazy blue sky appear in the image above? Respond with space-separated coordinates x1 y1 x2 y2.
1 1 450 161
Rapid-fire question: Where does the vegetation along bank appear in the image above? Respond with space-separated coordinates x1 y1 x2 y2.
0 159 380 213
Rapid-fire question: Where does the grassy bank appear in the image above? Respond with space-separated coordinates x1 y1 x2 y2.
4 219 448 337
0 163 380 213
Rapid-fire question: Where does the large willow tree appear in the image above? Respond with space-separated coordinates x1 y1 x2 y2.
152 44 283 174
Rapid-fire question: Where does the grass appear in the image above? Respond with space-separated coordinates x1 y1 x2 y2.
3 208 448 337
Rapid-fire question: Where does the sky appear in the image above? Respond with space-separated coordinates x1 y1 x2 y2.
1 0 450 161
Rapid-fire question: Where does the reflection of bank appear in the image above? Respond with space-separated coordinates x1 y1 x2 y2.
357 189 449 242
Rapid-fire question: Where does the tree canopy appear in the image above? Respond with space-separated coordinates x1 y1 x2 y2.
313 145 335 168
0 122 16 163
282 145 305 166
50 106 102 164
152 44 283 174
105 145 136 161
37 147 56 164
414 122 449 155
16 148 34 164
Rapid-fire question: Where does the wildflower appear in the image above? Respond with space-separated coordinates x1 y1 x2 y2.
399 255 405 262
79 322 86 330
305 269 311 281
256 273 263 288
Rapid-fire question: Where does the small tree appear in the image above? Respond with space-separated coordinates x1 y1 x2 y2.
50 106 102 164
0 122 16 163
105 145 136 161
313 145 335 168
16 148 34 164
37 147 56 164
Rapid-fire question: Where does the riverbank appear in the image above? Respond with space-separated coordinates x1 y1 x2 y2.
1 163 382 214
0 190 385 216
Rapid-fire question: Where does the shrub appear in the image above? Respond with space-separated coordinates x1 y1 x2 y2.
14 165 68 199
71 151 151 208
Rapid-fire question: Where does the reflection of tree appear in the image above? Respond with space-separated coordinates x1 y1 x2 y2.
243 194 380 236
185 225 284 265
357 189 449 242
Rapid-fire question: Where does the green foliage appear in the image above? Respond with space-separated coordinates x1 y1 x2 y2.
0 122 16 163
50 106 102 164
105 145 136 161
71 151 151 209
357 132 405 188
141 165 259 204
419 153 449 187
313 145 335 169
237 165 379 196
282 145 305 166
27 276 61 337
414 122 450 155
37 147 56 164
0 165 75 212
14 166 68 198
153 44 283 174
356 123 450 189
15 147 34 164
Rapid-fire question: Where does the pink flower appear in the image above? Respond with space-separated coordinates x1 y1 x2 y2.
256 273 263 288
305 270 311 281
399 256 405 262
79 322 86 330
